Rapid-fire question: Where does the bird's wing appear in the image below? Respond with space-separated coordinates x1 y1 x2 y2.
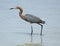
25 14 42 23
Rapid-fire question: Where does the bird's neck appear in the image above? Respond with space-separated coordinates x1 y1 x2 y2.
18 8 24 20
19 12 23 18
19 12 27 21
18 7 23 15
18 8 27 21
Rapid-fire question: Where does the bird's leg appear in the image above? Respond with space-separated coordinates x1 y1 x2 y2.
31 24 33 35
41 24 43 35
39 24 43 35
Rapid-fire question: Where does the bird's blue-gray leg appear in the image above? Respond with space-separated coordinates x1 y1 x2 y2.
40 24 43 35
31 24 33 35
39 24 43 35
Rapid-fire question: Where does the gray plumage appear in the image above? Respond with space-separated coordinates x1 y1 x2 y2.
25 14 45 24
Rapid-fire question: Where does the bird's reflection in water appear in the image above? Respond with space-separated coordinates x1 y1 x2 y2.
17 35 43 46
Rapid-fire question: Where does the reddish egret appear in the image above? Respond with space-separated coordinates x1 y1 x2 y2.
10 6 45 35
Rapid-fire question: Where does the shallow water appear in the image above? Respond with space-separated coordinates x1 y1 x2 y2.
0 0 60 46
0 32 60 46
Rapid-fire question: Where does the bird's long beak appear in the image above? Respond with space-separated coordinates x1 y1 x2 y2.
10 8 16 10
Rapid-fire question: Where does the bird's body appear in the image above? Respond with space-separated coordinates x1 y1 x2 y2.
10 6 45 35
24 14 43 23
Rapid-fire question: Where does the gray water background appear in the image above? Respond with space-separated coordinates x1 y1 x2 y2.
0 0 60 46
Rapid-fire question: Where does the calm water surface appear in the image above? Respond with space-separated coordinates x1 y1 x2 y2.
0 0 60 46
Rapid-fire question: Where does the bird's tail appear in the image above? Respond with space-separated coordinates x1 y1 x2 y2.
42 21 45 24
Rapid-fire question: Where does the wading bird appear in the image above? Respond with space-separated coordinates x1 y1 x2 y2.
10 6 45 35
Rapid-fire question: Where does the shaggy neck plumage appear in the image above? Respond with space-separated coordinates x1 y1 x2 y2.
18 7 24 19
18 7 27 21
18 7 23 15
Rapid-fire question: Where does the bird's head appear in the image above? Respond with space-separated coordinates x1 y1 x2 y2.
10 6 22 10
10 6 23 14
